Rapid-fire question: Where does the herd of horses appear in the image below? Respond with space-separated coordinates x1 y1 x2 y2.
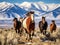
13 11 57 41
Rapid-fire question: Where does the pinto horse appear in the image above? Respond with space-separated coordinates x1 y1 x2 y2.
22 11 35 41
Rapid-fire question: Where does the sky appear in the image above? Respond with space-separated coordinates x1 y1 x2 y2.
0 0 60 4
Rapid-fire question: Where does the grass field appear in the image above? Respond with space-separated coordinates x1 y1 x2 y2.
0 28 60 45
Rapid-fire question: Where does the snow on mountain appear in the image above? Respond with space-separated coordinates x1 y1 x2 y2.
0 2 60 20
19 2 60 11
20 2 31 8
34 2 48 11
46 4 60 11
0 2 14 12
0 2 27 20
17 2 60 20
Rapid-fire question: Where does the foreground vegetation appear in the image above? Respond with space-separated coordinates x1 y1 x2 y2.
0 28 60 45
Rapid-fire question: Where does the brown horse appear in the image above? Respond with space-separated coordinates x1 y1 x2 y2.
22 11 35 41
50 20 57 33
13 18 22 34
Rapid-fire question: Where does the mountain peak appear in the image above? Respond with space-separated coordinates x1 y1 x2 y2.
20 2 31 8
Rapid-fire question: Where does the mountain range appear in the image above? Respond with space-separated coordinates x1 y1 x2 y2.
0 2 60 20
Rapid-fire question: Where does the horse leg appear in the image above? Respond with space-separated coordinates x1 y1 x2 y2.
40 29 43 33
51 30 53 33
18 28 23 36
25 29 29 40
43 30 46 35
20 27 23 34
20 29 22 36
32 30 35 36
15 28 17 33
17 28 20 34
20 28 22 35
20 27 25 34
26 31 32 41
45 30 46 34
29 33 32 41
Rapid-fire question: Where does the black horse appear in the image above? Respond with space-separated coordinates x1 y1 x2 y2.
39 17 48 35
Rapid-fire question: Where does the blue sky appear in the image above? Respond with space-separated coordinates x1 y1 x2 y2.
0 0 60 4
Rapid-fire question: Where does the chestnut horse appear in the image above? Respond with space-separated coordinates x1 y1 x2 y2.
50 20 57 33
22 11 35 41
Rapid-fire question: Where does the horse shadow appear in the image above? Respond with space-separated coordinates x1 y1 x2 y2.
18 41 25 44
40 33 56 42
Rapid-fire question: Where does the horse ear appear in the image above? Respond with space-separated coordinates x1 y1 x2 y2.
26 12 30 16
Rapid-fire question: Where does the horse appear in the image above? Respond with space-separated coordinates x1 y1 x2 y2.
22 11 35 41
50 20 57 33
39 17 48 35
13 18 22 34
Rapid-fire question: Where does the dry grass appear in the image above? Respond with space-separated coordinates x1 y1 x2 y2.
0 28 60 45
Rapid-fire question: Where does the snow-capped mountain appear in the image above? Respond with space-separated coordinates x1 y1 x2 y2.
19 2 60 20
0 2 27 20
0 2 60 20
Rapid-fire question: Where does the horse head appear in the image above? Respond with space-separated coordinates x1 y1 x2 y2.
26 11 34 21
